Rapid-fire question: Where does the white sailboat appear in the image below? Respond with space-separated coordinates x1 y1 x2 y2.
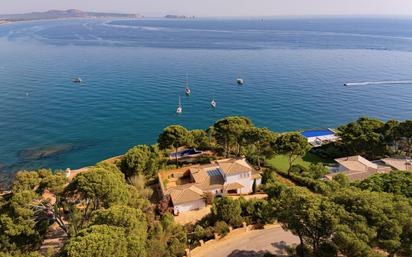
185 75 191 95
236 77 244 85
211 95 216 108
176 95 182 114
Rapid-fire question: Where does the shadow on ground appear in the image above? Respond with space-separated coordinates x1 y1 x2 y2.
226 240 292 257
227 250 270 257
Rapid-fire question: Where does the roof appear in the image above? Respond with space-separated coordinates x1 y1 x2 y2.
169 185 204 205
160 158 257 206
216 158 254 175
224 182 244 191
325 170 380 182
335 155 379 172
301 129 335 138
190 164 225 190
329 155 393 181
382 158 412 172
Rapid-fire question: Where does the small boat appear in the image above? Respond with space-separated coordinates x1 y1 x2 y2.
236 78 244 85
176 96 182 114
211 99 217 108
72 77 82 83
185 76 191 95
185 87 191 96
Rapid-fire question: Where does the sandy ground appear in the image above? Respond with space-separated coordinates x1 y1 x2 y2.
175 206 211 225
190 225 299 257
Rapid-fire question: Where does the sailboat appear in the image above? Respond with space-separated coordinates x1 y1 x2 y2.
211 98 217 108
185 76 191 95
236 77 244 85
176 95 182 114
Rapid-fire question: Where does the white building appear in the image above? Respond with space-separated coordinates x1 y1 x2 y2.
159 158 261 215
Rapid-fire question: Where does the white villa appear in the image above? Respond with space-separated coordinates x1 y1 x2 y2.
158 158 261 215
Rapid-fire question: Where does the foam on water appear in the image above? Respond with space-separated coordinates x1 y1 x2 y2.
345 80 412 86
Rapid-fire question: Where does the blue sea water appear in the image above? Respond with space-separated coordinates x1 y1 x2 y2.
0 18 412 179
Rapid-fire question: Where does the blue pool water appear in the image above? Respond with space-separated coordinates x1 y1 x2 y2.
170 149 202 158
0 18 412 182
301 129 335 138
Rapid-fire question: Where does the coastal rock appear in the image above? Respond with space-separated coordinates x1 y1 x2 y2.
17 143 75 161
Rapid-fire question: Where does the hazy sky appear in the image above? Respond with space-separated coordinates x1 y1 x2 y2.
2 0 412 17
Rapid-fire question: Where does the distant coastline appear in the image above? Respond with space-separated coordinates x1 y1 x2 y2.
164 14 195 19
0 19 10 25
0 9 142 23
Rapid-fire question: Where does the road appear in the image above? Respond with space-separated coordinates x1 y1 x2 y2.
191 225 299 257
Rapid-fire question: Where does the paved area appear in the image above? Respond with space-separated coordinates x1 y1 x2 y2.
191 225 299 257
175 206 211 225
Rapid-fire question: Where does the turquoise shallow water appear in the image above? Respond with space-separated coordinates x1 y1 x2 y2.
0 18 412 180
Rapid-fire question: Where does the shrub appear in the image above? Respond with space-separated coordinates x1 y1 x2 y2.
211 197 243 227
214 221 230 237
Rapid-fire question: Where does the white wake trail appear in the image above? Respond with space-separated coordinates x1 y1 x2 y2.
344 80 412 86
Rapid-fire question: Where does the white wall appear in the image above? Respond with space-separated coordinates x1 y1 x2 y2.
225 172 254 194
174 199 206 215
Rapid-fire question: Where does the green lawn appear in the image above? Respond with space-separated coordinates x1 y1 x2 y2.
266 153 325 172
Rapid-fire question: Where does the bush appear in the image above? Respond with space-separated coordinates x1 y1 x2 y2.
316 242 339 257
290 164 307 174
276 169 331 194
211 197 243 227
261 169 277 184
214 221 230 237
191 225 214 243
263 181 287 199
310 142 346 160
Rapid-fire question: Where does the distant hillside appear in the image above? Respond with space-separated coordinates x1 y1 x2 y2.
0 9 142 22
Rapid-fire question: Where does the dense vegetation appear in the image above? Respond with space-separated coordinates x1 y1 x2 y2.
314 118 412 160
0 116 411 257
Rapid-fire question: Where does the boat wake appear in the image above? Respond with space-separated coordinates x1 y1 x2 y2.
344 80 412 86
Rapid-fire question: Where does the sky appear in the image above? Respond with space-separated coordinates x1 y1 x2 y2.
2 0 412 17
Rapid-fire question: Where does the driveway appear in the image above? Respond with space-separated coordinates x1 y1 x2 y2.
191 225 299 257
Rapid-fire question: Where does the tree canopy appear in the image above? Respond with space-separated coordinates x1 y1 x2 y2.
274 133 311 175
357 171 412 199
211 196 243 227
213 116 253 157
158 125 193 150
120 144 161 178
338 117 386 159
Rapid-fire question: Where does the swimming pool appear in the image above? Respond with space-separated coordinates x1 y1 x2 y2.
170 149 203 158
300 129 335 138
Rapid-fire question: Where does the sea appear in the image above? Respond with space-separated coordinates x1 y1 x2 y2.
0 17 412 183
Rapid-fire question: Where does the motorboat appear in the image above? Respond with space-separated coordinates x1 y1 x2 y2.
72 77 82 83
